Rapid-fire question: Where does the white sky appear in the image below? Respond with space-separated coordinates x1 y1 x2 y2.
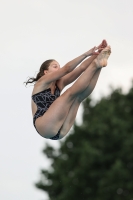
0 0 133 200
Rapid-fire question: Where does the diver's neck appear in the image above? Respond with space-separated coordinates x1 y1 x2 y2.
51 81 56 88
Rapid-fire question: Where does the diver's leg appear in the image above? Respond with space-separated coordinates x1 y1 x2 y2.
59 68 101 139
77 68 101 102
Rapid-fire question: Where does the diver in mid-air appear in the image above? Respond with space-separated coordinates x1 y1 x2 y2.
25 40 111 140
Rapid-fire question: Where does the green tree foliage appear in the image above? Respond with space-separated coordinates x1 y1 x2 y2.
35 84 133 200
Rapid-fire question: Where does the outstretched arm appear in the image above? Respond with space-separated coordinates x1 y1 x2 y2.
64 46 98 73
39 40 107 86
61 54 97 87
38 46 98 85
61 40 107 87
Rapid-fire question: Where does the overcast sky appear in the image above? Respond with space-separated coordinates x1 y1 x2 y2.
0 0 133 200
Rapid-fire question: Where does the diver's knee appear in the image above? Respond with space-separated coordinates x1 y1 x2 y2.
63 88 76 101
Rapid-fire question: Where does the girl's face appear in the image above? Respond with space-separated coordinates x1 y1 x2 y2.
44 60 60 74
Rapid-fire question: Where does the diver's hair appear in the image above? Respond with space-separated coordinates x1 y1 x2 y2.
24 59 55 85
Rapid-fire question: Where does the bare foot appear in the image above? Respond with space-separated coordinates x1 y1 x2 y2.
94 46 111 68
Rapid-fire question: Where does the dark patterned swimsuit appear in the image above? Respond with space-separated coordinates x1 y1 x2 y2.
32 86 61 140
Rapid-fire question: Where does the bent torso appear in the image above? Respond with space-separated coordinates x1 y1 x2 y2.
31 78 64 117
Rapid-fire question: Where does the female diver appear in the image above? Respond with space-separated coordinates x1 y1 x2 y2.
25 40 111 140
